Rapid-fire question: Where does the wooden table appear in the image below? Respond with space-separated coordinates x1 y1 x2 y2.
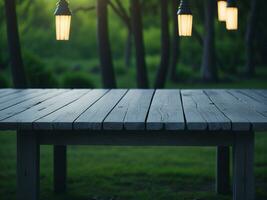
0 89 266 200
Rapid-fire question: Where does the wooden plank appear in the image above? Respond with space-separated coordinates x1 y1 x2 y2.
181 90 207 130
181 90 231 130
34 89 108 130
239 89 267 105
74 89 127 130
0 89 21 98
0 89 50 111
0 89 30 104
103 89 154 130
0 90 65 123
254 89 267 98
17 130 39 200
146 89 185 130
205 90 267 131
1 89 89 129
228 90 267 117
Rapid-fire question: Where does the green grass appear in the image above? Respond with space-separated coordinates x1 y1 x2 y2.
0 132 267 200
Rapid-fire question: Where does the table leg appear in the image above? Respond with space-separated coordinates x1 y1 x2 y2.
216 146 230 194
54 145 67 193
232 132 254 200
17 130 40 200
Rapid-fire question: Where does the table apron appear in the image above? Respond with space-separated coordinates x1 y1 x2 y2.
34 130 253 146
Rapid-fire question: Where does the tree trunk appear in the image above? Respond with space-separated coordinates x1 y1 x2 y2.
0 48 4 70
0 61 3 71
4 0 27 88
124 30 132 67
245 0 257 77
130 0 149 88
169 0 180 82
154 0 170 88
201 0 218 82
97 0 116 88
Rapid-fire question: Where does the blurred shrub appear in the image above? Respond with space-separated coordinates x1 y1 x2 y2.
146 55 160 72
0 72 10 88
61 72 95 88
23 52 58 88
49 59 69 75
176 64 199 81
180 37 202 69
216 34 245 74
114 60 127 76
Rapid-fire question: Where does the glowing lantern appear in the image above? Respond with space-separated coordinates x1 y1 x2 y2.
217 0 227 21
177 0 193 37
54 0 72 40
226 0 238 30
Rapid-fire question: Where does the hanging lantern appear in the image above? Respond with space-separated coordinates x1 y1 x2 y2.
177 0 193 37
217 0 227 21
54 0 72 40
226 0 238 30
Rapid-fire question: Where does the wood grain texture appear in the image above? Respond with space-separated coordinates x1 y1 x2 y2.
146 89 185 130
0 89 37 104
0 89 266 131
103 89 154 130
74 89 127 130
0 90 65 123
254 89 267 98
182 90 231 130
228 90 267 117
205 90 267 131
0 89 50 111
240 90 267 105
34 89 108 130
0 89 21 98
1 90 89 129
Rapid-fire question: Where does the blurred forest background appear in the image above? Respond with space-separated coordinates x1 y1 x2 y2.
0 0 267 89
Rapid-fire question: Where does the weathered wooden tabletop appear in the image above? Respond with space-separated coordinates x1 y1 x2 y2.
0 89 266 131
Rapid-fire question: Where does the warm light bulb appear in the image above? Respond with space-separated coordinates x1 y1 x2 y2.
178 14 193 36
217 0 227 21
56 15 71 40
226 7 238 30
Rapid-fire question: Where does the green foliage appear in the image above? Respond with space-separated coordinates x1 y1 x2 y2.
23 52 58 88
144 27 161 56
180 37 202 69
176 64 199 81
113 60 127 76
61 72 95 88
146 55 160 71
